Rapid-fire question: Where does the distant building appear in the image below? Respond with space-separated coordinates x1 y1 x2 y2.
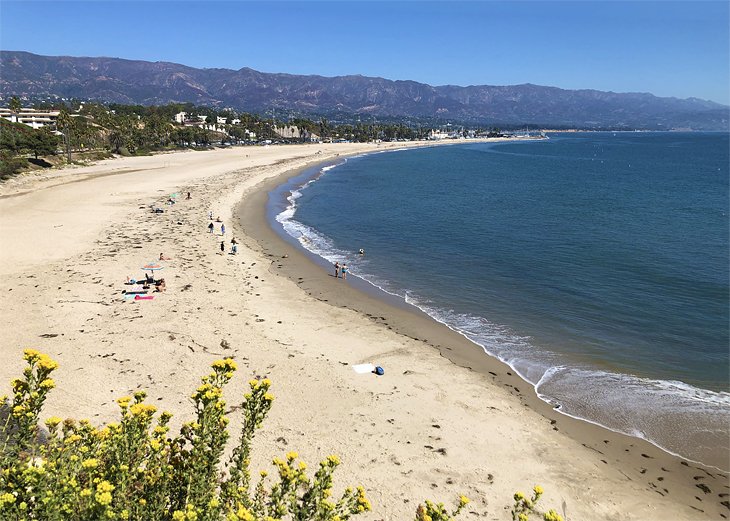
0 107 60 129
174 111 187 124
273 125 319 142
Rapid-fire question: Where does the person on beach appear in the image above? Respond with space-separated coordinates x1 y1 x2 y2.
341 264 348 280
220 241 225 252
358 248 365 255
208 222 214 233
209 211 213 220
155 279 166 292
186 192 191 200
334 261 340 278
159 253 171 261
220 223 226 236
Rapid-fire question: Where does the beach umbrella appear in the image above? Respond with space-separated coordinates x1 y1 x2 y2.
142 262 164 278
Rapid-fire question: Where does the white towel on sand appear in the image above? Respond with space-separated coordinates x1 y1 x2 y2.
352 363 375 374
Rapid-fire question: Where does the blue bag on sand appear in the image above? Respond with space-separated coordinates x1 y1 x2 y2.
374 366 384 376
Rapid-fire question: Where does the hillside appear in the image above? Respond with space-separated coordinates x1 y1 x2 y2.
1 51 727 130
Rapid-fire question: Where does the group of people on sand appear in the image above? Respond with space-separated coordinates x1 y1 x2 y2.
208 214 226 236
221 238 238 254
333 261 349 280
333 249 365 280
207 211 238 254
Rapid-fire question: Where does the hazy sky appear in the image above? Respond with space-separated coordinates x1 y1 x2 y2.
1 1 728 104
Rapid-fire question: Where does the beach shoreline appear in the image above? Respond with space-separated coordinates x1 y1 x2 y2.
1 141 727 520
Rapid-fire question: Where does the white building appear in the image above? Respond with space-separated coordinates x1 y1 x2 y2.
0 107 61 129
174 111 187 124
273 125 319 142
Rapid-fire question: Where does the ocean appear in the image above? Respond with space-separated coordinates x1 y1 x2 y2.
269 133 730 469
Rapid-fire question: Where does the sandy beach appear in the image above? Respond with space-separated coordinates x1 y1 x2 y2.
0 142 727 520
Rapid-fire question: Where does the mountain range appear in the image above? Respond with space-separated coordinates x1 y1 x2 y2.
1 51 728 130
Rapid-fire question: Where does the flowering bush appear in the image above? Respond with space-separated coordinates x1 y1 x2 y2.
511 486 564 521
1 350 559 520
415 495 469 521
0 350 370 520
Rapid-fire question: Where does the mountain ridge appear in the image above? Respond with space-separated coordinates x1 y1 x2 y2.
1 50 727 130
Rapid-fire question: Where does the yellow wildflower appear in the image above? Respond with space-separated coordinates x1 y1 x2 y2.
0 493 16 507
39 378 55 390
326 454 340 466
129 403 157 417
533 485 544 496
116 396 132 408
95 491 112 506
82 458 99 469
286 451 298 461
44 416 62 430
23 349 42 362
459 495 470 507
514 491 525 501
543 510 563 521
235 506 255 521
37 355 59 371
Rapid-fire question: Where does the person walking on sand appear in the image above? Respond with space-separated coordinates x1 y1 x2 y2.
208 222 214 233
334 261 340 278
220 241 225 253
220 223 226 236
341 264 348 280
209 211 213 220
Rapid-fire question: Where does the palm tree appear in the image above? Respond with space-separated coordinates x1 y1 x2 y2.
56 108 72 162
8 96 22 122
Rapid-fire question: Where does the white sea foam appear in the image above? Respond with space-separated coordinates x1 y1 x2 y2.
273 157 730 470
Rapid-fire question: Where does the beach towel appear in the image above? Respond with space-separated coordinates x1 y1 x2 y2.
134 295 154 300
352 363 376 374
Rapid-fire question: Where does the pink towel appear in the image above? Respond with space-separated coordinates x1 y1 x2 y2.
134 295 154 300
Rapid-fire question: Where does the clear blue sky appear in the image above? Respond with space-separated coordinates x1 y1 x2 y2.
1 1 728 104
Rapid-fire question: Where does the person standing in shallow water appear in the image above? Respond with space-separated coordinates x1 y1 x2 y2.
341 264 348 280
334 261 340 278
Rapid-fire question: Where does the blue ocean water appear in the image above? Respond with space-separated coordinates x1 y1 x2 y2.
271 133 730 468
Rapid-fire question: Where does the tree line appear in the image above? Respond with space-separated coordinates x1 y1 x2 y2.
1 96 501 180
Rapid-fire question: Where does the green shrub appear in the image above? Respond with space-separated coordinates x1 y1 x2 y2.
0 350 370 520
1 350 560 521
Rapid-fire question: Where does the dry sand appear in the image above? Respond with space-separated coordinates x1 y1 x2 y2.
0 142 727 520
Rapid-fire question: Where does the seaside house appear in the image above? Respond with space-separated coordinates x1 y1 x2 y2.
0 107 61 129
